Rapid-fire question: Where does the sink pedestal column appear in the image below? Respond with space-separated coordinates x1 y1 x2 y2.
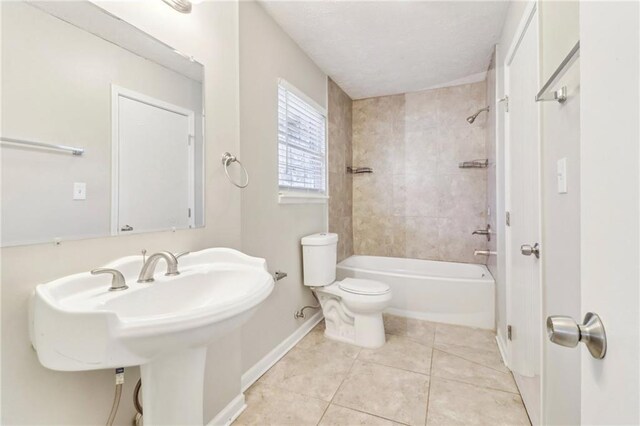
140 347 207 425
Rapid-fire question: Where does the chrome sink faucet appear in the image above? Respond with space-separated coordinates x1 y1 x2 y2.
137 251 183 283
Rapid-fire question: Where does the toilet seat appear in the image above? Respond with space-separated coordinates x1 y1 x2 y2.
338 278 390 295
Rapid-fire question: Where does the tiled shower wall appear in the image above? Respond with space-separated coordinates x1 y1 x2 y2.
351 82 489 264
328 78 354 261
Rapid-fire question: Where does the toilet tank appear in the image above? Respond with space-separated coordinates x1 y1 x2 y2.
301 233 339 286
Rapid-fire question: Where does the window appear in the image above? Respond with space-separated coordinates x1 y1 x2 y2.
277 79 328 203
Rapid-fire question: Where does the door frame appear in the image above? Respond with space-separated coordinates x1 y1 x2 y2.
503 1 544 423
110 85 196 235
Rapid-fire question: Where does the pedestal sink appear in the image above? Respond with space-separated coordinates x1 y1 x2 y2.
29 248 274 425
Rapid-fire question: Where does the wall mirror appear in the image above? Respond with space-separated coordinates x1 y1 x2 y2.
1 1 205 247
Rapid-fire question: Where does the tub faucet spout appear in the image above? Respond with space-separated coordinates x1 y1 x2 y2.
474 250 497 257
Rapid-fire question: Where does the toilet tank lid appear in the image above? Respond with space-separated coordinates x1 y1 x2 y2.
301 233 339 246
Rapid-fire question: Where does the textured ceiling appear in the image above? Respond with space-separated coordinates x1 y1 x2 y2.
259 1 509 99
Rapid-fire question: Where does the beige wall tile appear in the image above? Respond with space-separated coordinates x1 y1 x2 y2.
353 215 405 257
392 174 406 217
437 82 488 128
351 81 488 264
353 129 397 175
405 173 441 217
405 89 439 131
405 128 439 175
437 125 486 173
353 173 393 217
328 78 354 261
437 172 487 219
405 217 440 260
437 217 486 264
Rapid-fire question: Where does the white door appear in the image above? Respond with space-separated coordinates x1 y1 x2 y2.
112 87 195 235
577 2 639 424
505 6 541 424
540 2 639 424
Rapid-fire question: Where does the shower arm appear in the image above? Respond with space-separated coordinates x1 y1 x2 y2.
466 106 490 124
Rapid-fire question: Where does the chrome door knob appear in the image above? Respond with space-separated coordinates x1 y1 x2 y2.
546 312 607 359
520 242 540 258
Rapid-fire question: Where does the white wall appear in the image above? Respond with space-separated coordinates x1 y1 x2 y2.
238 0 328 373
1 2 204 245
493 0 528 350
0 0 242 424
538 2 581 424
539 1 580 84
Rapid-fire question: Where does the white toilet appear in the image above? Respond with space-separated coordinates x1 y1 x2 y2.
301 233 391 348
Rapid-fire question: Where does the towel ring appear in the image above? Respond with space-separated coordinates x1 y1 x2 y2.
221 152 249 188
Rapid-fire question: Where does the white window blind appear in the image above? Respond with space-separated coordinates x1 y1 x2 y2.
278 81 327 195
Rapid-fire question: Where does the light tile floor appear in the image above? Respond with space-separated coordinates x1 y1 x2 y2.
233 315 531 426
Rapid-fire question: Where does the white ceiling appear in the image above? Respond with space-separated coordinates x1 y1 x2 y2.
259 1 510 99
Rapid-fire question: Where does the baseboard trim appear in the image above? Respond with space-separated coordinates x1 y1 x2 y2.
206 393 246 426
495 332 509 368
241 311 323 392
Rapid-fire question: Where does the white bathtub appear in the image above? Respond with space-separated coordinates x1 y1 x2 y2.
336 255 495 330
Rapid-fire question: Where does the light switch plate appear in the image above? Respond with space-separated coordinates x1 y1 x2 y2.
557 158 568 194
73 182 87 200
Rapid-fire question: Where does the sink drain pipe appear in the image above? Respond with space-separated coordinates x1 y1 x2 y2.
106 368 125 426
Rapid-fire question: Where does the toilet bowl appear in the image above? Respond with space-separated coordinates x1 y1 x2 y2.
301 233 391 348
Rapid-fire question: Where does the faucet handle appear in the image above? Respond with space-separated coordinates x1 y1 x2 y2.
91 268 128 292
472 225 492 241
174 252 190 260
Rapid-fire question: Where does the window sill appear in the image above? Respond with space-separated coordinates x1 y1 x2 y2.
278 192 329 204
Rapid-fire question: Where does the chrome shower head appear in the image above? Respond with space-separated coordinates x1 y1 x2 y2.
466 106 490 124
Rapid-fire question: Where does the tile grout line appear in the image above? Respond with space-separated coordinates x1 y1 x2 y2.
258 316 522 425
323 330 430 426
252 323 360 426
315 348 361 426
433 345 511 374
334 341 433 424
423 325 439 426
431 375 522 396
363 361 429 376
331 401 412 426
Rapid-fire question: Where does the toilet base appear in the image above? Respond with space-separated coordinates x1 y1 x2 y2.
316 288 389 349
324 312 386 348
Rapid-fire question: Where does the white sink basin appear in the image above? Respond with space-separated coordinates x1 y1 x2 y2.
30 248 274 425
